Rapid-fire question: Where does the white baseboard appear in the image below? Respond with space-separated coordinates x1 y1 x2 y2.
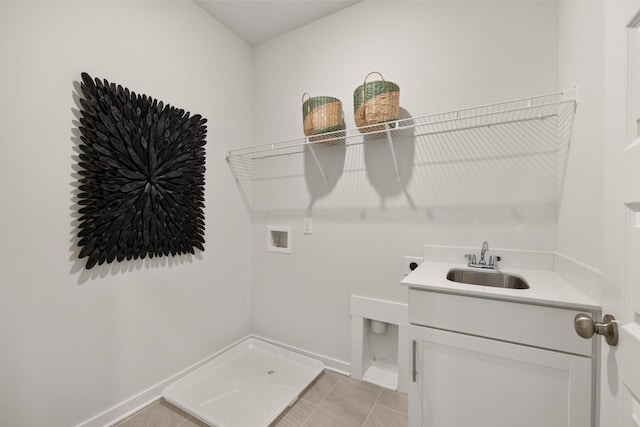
77 334 350 427
75 335 251 427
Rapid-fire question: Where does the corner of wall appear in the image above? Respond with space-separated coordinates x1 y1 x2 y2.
554 252 603 304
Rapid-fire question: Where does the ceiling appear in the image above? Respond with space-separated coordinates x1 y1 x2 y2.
195 1 361 46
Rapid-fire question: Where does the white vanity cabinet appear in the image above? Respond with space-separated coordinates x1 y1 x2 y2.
408 289 597 427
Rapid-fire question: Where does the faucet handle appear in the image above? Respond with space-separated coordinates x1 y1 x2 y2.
489 255 501 266
464 254 476 265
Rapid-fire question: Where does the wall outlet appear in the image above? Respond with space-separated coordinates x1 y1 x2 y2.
404 256 424 276
303 217 312 234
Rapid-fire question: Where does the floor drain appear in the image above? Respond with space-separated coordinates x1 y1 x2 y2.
267 370 275 375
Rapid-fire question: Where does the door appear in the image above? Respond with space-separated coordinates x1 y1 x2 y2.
602 4 640 426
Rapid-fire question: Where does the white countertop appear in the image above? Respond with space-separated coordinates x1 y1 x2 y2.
401 261 601 311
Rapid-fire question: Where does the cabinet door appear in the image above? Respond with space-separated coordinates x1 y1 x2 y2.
409 325 592 427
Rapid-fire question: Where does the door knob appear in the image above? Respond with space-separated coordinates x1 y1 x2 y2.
574 313 619 346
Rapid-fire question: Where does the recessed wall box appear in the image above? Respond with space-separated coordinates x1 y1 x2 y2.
267 226 291 254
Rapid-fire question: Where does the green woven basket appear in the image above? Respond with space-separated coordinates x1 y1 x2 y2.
353 72 400 133
302 93 345 141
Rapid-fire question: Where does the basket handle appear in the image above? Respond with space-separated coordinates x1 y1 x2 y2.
360 72 385 120
302 92 311 113
363 71 385 86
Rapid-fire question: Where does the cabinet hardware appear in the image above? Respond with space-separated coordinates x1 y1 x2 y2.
412 339 417 382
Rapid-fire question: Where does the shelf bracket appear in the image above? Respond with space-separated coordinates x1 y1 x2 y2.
305 137 329 186
385 123 401 184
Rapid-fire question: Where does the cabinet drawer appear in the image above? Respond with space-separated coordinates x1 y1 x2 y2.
408 289 594 356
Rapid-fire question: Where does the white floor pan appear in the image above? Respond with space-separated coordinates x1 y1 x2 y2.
162 338 324 427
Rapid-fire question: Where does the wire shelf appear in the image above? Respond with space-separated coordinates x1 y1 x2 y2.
226 89 577 212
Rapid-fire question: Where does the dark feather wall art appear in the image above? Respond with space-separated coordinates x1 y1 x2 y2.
75 72 207 269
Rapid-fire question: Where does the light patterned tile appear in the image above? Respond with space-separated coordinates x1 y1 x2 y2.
329 376 382 404
376 389 408 414
303 376 382 427
271 416 299 427
363 405 408 427
113 374 397 427
178 415 209 427
271 399 317 426
299 370 342 405
115 399 189 427
302 408 362 427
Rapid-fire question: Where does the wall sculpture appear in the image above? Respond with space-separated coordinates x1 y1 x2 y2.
75 72 207 269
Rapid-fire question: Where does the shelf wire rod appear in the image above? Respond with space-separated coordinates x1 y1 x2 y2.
250 149 307 160
226 99 574 159
413 113 559 139
305 137 329 186
385 123 402 184
404 101 570 134
225 156 252 210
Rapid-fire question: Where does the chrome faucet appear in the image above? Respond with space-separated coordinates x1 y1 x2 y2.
465 241 500 269
480 241 489 264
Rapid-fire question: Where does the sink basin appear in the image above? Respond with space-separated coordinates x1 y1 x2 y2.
446 268 530 289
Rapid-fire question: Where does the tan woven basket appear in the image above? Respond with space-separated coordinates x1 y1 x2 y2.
353 72 400 133
302 93 345 142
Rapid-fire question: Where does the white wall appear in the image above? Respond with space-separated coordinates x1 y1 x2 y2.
556 1 605 295
0 1 608 424
251 1 559 366
0 2 252 426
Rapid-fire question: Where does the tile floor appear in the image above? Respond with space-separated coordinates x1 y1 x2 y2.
114 370 408 427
